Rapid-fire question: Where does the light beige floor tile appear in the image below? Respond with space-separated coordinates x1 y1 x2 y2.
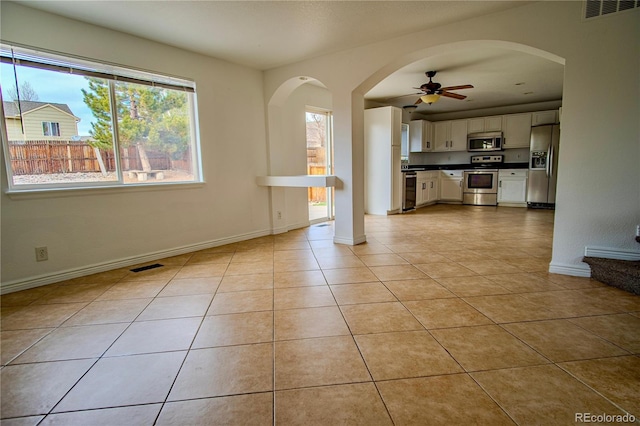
431 325 549 371
158 393 273 426
369 265 428 281
275 306 349 340
54 351 186 412
217 273 273 292
13 323 127 363
457 260 523 275
520 290 620 317
58 269 129 286
340 302 424 334
579 286 640 313
136 294 213 321
105 317 201 356
358 253 408 267
535 272 605 289
62 299 150 327
317 255 366 269
569 314 640 353
95 280 168 300
157 276 221 297
2 303 89 330
207 289 273 315
1 329 52 365
397 252 450 264
503 256 551 272
559 356 640 416
404 298 493 329
230 251 273 264
123 266 181 282
1 359 95 418
349 243 393 255
168 344 273 400
31 283 113 305
185 252 233 265
225 261 274 275
322 267 379 285
330 282 396 305
355 330 462 380
483 273 564 293
274 258 320 272
274 240 311 251
274 270 327 288
41 404 162 426
274 249 316 262
471 365 625 425
463 294 558 323
173 263 228 279
275 336 371 390
435 275 510 297
503 319 629 362
414 262 476 279
384 278 456 301
276 383 392 425
274 286 335 310
438 250 491 263
377 374 515 426
193 311 273 348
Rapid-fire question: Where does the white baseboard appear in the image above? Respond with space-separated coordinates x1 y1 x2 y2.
584 246 640 261
1 228 272 295
333 234 367 246
548 261 592 277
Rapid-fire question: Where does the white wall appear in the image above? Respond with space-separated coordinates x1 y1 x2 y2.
1 2 271 290
264 1 639 275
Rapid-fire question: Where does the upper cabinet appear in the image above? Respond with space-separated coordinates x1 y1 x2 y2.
409 120 432 152
433 119 467 152
467 115 502 133
532 110 559 126
502 113 532 149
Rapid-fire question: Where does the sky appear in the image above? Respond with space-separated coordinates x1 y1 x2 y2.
1 63 96 135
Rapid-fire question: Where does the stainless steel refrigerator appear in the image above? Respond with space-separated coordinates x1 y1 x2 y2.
527 124 560 208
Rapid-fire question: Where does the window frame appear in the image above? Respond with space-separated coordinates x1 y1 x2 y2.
42 121 60 137
1 42 203 194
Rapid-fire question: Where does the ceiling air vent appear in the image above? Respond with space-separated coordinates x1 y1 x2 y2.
584 0 639 19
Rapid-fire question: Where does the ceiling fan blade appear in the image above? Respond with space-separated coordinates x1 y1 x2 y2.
439 84 474 91
384 92 422 101
440 91 467 100
414 97 423 105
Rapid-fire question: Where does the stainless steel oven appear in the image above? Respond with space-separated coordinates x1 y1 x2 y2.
463 169 499 206
402 171 416 212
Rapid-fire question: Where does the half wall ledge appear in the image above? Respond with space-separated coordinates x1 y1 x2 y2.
256 175 338 188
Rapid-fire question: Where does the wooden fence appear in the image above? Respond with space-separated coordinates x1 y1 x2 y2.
7 140 191 175
308 165 327 203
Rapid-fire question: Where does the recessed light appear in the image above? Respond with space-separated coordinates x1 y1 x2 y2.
515 82 525 86
299 76 309 81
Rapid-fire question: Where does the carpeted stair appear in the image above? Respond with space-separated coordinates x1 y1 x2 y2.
583 256 640 295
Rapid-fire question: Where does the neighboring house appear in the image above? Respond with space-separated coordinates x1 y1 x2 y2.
2 100 79 140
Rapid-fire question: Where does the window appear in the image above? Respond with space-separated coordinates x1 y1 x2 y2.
42 122 60 136
1 44 202 190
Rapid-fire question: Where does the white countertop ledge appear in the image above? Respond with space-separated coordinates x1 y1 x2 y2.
256 175 338 187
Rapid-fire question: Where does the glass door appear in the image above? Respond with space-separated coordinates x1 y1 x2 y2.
306 109 333 223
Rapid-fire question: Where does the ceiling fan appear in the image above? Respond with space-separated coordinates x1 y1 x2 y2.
413 71 473 105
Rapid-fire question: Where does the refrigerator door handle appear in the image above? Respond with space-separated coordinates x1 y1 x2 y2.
546 144 551 177
549 144 554 178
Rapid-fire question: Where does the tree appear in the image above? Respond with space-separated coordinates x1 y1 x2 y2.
5 81 39 101
82 78 190 171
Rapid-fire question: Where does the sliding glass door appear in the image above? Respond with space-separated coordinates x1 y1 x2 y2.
305 109 333 223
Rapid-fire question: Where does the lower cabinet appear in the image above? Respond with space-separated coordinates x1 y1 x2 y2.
439 170 463 202
416 171 439 206
498 169 528 206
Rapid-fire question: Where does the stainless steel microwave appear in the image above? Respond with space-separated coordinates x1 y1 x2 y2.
467 132 503 152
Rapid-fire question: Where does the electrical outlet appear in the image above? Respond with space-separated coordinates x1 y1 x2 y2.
35 246 48 262
277 211 282 220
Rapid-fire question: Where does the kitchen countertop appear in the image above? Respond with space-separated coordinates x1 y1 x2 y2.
402 163 529 172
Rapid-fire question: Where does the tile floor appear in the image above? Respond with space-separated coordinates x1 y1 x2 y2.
1 204 639 425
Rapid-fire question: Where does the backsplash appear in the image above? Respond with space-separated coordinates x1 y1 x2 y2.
409 148 529 165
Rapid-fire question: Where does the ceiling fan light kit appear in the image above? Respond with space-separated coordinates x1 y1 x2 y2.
413 70 473 106
420 93 441 104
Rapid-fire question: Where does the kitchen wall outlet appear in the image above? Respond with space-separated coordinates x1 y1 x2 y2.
35 246 48 262
277 211 282 220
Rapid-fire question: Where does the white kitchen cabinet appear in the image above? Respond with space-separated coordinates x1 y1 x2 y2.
532 110 559 126
365 106 403 215
498 169 528 206
439 170 463 202
502 113 532 149
409 120 433 152
467 116 502 134
416 171 439 207
433 120 467 152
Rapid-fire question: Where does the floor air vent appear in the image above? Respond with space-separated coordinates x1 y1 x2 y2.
584 0 639 19
130 263 164 273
